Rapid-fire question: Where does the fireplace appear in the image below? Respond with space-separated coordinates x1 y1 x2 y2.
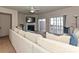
27 25 35 31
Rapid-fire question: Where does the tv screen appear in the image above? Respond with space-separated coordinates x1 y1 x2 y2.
26 17 35 23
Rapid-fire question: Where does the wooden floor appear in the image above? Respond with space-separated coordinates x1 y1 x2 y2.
0 36 16 53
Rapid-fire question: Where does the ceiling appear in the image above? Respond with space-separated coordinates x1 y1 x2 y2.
2 6 70 14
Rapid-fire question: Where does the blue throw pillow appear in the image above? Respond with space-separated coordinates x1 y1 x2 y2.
69 32 78 46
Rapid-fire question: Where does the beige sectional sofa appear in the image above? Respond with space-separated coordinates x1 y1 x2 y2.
9 28 79 53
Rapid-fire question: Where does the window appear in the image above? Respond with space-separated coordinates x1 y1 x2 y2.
38 19 46 32
49 16 64 34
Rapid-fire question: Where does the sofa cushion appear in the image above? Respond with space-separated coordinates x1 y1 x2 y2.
24 32 43 43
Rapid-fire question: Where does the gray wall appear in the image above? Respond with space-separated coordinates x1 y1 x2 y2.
38 6 79 32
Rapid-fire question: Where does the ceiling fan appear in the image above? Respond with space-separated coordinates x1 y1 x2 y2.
29 6 40 13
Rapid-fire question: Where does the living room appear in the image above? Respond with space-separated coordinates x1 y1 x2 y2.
1 0 79 59
0 6 79 53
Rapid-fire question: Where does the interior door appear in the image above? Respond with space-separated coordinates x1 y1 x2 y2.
38 19 46 32
0 14 10 37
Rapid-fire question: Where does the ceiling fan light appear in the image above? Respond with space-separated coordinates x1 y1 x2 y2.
30 10 34 13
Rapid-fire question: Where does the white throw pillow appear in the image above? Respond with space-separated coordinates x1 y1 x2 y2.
13 28 20 33
74 29 79 39
74 29 79 33
59 35 70 44
18 30 26 37
75 31 79 39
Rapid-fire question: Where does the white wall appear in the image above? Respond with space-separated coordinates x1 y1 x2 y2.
0 7 18 29
18 12 26 25
39 6 79 32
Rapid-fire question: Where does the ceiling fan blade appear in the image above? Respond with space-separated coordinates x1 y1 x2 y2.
31 6 40 11
26 6 40 14
31 6 34 10
34 9 40 11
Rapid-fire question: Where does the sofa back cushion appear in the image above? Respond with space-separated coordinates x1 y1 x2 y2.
46 32 59 41
25 32 43 43
46 32 70 44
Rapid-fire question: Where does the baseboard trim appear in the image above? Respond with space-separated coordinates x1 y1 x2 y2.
0 35 9 38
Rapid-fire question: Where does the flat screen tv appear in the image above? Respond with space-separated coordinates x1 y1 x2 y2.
26 17 35 23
